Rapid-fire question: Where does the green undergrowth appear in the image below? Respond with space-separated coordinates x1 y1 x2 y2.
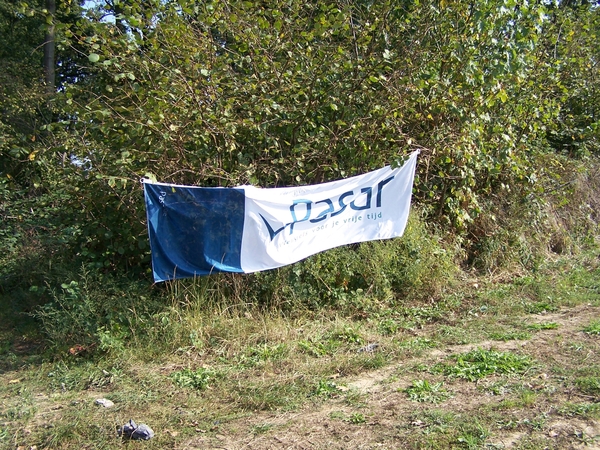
0 211 459 360
2 225 599 370
2 170 600 448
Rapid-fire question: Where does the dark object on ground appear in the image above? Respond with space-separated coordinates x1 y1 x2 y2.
118 419 155 440
358 343 380 353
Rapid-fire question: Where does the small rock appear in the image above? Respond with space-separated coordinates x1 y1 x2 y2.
118 419 155 440
133 424 155 440
95 398 114 408
358 343 379 353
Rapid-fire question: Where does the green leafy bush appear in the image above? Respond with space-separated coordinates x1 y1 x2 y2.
31 267 158 351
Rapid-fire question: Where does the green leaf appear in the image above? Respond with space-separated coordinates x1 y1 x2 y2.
88 53 100 63
497 89 508 103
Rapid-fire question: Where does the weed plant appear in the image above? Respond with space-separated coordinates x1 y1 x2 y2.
434 348 533 381
575 376 600 396
488 329 532 341
171 368 218 390
404 379 452 403
312 379 343 399
527 322 559 331
582 320 600 335
346 412 366 424
558 402 600 419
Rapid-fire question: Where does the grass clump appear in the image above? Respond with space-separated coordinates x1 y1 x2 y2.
558 402 600 419
575 376 600 396
456 421 490 449
493 389 539 410
171 367 218 390
327 326 364 345
312 379 343 399
435 325 475 345
434 348 533 381
488 330 532 341
582 319 600 335
406 411 491 449
234 343 289 369
297 325 365 357
524 301 559 314
233 380 305 412
403 379 452 403
251 423 273 434
399 338 438 357
29 266 161 354
527 322 559 331
297 339 336 357
346 412 366 424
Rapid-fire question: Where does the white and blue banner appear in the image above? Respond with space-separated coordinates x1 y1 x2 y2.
143 151 419 282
